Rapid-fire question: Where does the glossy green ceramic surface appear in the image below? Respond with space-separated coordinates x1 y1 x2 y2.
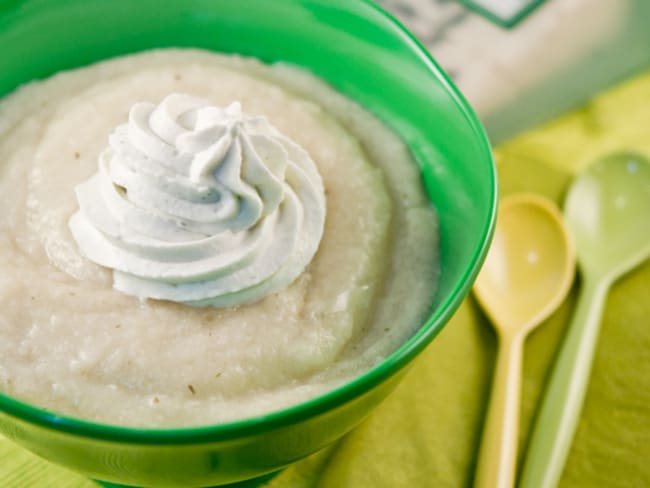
0 0 496 486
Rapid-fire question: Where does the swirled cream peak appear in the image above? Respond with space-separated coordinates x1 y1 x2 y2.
68 94 326 307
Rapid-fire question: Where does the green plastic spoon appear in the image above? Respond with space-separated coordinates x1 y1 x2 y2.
473 194 575 488
520 152 650 488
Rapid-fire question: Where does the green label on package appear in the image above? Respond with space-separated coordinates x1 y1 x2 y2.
460 0 547 28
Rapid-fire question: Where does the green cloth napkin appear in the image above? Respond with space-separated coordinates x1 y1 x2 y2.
2 70 650 488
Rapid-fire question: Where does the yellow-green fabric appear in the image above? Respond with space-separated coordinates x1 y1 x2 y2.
2 70 650 488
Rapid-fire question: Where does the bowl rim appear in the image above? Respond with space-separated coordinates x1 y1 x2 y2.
0 0 497 444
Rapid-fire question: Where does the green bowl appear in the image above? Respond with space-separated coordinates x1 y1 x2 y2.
0 0 496 486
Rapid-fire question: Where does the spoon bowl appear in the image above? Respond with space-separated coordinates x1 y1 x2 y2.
475 194 576 334
521 152 650 488
473 193 575 488
564 151 650 277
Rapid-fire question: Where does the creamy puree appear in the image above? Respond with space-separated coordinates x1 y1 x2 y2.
0 49 438 427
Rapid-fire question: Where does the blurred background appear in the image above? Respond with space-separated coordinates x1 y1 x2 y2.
378 0 650 144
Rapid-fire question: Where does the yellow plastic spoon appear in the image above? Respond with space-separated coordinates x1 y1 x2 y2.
473 193 576 488
520 152 650 488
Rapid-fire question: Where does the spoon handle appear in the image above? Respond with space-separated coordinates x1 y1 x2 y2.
474 333 524 488
520 275 609 488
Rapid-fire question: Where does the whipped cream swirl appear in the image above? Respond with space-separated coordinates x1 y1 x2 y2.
69 94 326 307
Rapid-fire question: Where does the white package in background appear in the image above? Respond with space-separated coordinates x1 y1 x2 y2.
379 0 650 143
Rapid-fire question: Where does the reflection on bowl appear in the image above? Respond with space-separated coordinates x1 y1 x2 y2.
0 0 496 486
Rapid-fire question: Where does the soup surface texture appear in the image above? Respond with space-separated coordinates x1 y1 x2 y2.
0 49 438 427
